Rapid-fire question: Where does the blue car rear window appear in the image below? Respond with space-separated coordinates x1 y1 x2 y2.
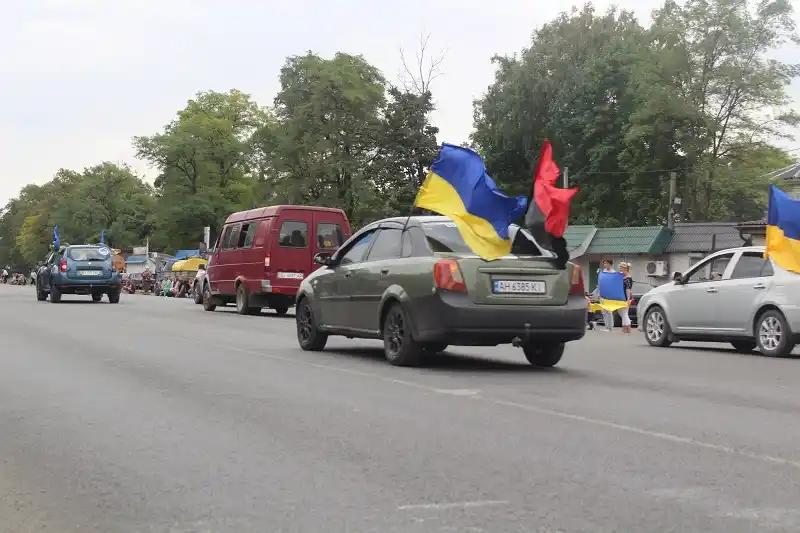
67 247 110 261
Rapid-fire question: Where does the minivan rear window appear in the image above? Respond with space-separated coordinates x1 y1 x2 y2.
68 247 110 261
317 223 344 250
279 221 308 248
422 222 541 256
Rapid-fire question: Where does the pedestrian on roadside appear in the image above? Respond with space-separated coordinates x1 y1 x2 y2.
599 259 615 332
618 262 634 334
1 267 8 284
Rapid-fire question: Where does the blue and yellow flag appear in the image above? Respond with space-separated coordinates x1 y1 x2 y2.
415 144 528 260
589 271 629 313
765 185 800 273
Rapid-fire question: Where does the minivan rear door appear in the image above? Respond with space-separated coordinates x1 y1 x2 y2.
271 211 313 292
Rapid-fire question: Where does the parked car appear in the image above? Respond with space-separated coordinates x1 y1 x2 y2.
36 245 122 303
638 246 800 356
295 216 587 367
203 205 351 315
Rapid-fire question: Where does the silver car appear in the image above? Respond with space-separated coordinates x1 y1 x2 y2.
638 246 800 356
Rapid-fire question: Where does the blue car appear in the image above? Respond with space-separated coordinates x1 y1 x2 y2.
36 245 122 303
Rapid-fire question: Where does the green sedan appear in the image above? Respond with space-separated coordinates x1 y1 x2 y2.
295 216 586 367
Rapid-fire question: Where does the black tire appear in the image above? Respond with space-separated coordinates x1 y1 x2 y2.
108 289 120 304
422 343 448 353
193 283 203 304
235 284 257 315
731 340 756 353
296 298 328 351
644 306 672 347
274 305 289 316
202 282 217 312
755 310 795 357
522 342 564 367
92 293 103 302
382 303 422 366
50 284 62 303
36 284 47 301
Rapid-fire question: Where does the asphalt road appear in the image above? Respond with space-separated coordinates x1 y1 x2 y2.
2 285 800 532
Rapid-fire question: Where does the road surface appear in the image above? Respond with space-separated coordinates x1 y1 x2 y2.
2 284 800 532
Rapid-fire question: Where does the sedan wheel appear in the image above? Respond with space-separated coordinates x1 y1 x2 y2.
644 306 672 347
296 298 327 351
756 310 795 357
522 342 564 367
383 303 422 366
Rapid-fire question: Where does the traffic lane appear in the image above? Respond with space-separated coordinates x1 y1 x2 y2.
3 288 800 531
3 313 800 532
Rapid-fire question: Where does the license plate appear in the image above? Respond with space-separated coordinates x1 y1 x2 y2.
277 272 304 280
492 280 546 294
78 270 102 276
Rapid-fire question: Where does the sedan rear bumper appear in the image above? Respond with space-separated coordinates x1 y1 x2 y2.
410 292 587 346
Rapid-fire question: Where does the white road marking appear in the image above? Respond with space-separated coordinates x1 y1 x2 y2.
179 336 800 471
433 388 481 396
397 500 508 511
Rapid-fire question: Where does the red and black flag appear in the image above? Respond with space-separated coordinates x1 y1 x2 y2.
523 140 578 268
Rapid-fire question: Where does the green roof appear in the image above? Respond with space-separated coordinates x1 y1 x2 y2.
564 225 596 252
585 226 673 254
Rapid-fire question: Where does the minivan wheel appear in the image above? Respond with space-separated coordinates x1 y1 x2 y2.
756 310 795 357
644 306 672 347
383 303 422 366
50 284 62 303
522 342 564 367
731 340 756 353
92 292 103 302
202 283 216 312
274 305 289 316
296 298 327 351
36 285 47 301
235 284 256 315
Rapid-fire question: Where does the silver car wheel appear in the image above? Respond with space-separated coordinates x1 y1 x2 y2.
759 316 782 351
646 310 665 342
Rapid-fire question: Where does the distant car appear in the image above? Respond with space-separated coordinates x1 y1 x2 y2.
36 245 122 303
295 216 586 367
638 246 800 356
204 205 351 316
592 293 642 328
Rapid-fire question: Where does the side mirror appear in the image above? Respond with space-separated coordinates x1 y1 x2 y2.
672 271 684 284
314 253 333 267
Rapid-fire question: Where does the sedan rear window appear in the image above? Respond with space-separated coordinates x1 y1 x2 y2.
422 222 541 256
68 247 110 261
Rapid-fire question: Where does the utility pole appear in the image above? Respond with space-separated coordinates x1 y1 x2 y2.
667 171 677 230
563 167 569 189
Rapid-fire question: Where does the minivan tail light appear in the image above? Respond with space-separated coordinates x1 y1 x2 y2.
264 256 270 268
569 263 584 296
434 259 467 293
59 258 67 272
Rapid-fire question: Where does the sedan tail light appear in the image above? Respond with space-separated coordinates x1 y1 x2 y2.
434 259 467 293
569 263 584 296
59 258 67 272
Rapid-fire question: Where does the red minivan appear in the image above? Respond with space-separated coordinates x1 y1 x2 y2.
203 205 351 315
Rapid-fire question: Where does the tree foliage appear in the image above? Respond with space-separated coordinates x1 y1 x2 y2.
473 0 798 225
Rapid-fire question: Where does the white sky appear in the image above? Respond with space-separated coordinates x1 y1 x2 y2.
2 0 799 206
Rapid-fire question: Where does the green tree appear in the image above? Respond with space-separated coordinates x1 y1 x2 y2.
272 52 386 223
134 90 270 249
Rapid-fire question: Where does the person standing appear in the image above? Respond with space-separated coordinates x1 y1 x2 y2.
598 259 615 332
618 262 634 334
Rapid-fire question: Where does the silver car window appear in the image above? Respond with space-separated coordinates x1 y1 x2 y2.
731 253 774 279
685 253 734 284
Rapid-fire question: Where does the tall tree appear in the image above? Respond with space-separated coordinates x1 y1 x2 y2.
134 90 270 249
272 52 386 223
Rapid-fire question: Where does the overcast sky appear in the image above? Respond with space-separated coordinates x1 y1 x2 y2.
2 0 799 206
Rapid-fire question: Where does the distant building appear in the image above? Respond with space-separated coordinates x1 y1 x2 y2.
565 222 745 293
